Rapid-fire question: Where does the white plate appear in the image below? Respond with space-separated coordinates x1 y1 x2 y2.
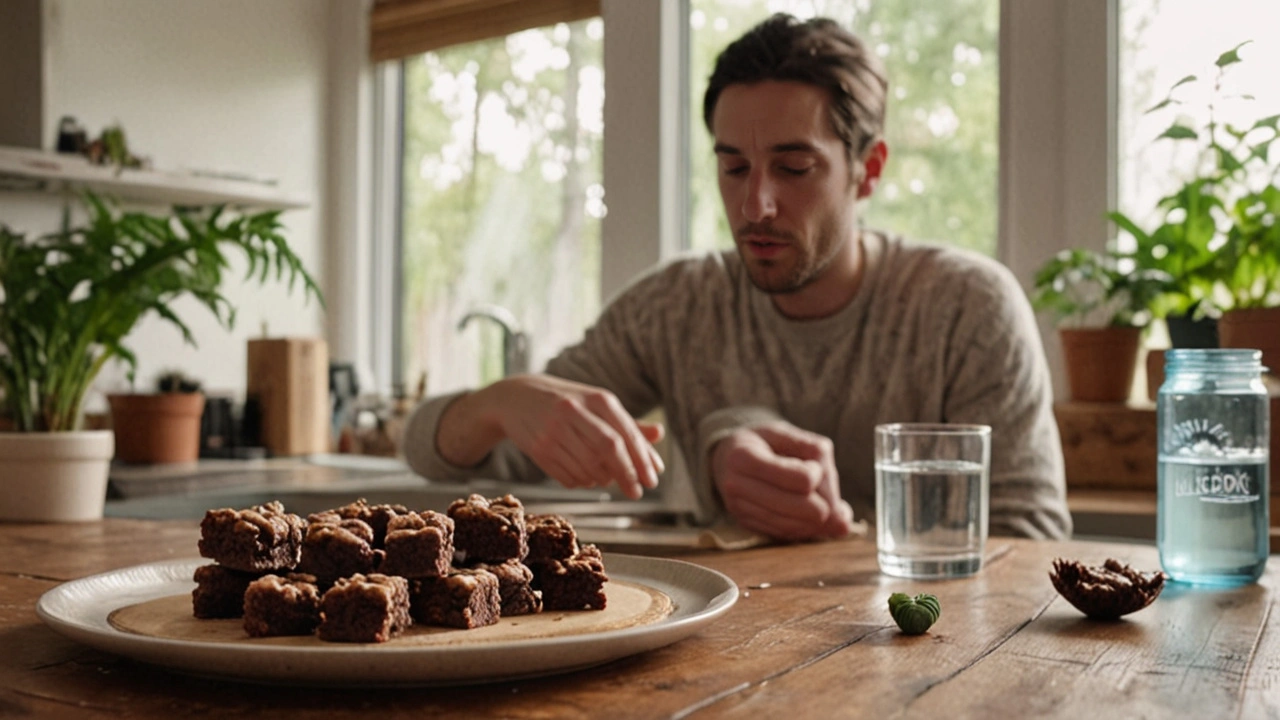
37 554 738 686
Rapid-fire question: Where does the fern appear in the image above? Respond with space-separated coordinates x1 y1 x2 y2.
0 193 323 432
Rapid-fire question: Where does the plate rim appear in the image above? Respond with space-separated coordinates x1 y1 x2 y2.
36 553 739 684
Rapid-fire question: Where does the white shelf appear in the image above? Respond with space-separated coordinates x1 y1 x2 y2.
0 146 308 210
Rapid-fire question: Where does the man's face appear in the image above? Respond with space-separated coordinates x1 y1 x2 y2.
711 81 864 297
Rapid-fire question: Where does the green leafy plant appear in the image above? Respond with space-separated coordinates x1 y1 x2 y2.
888 592 940 635
1110 41 1280 316
1031 247 1170 328
0 193 322 432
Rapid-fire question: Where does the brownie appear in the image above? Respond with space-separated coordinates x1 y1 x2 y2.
525 513 579 563
191 563 261 619
447 493 527 563
535 544 608 611
379 511 454 579
242 573 323 637
297 518 382 582
197 501 305 572
410 568 501 629
318 573 412 643
472 559 542 616
308 498 408 548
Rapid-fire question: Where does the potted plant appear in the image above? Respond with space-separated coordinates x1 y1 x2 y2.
109 371 206 465
1214 179 1280 369
1032 248 1169 403
0 193 321 521
1108 178 1220 349
1110 42 1280 365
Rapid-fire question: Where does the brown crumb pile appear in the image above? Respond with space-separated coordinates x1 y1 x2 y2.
1049 558 1167 620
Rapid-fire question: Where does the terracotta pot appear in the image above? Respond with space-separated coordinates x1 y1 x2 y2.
1059 327 1142 403
108 393 206 464
0 430 115 522
1218 307 1280 373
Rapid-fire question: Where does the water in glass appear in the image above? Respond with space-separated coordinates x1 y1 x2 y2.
876 458 988 578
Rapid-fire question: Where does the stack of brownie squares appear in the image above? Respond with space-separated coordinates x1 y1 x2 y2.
422 493 536 628
192 494 609 644
524 511 609 611
193 500 308 627
195 498 423 643
443 493 610 614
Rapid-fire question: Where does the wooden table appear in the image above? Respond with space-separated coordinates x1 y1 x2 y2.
2 520 1277 719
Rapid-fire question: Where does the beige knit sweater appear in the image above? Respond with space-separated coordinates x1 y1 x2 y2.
405 231 1072 540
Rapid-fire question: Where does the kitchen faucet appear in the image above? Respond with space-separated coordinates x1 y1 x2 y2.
457 304 530 377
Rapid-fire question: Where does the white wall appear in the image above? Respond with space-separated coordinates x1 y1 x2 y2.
0 0 331 408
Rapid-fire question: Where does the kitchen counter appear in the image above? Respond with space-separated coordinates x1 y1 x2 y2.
3 519 1278 718
104 455 616 519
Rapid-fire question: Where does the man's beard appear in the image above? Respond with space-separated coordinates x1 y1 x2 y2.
736 222 842 295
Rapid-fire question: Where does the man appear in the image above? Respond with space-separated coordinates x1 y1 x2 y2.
404 14 1071 541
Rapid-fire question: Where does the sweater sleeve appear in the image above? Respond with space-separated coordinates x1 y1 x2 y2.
542 284 663 417
401 390 545 483
941 261 1073 540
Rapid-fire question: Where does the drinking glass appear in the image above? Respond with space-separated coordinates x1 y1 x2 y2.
875 423 991 579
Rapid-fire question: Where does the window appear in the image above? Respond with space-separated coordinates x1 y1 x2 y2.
1117 0 1280 231
371 1 1100 399
687 0 1000 256
399 20 605 395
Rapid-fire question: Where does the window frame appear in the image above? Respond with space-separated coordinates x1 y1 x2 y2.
355 0 1117 398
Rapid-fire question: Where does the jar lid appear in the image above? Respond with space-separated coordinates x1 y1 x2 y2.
1165 348 1266 373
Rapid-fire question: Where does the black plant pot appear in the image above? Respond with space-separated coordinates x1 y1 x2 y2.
1166 313 1219 349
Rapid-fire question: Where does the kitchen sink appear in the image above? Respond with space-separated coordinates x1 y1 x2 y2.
103 455 719 550
105 470 613 521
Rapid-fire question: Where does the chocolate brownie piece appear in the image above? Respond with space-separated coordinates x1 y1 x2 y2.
198 501 305 572
191 563 261 619
242 573 322 637
379 511 454 578
318 573 411 643
536 544 608 611
525 513 579 563
447 493 527 563
472 559 542 616
309 498 408 548
297 518 382 582
410 568 501 629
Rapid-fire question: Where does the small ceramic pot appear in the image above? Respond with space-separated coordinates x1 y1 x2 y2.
0 430 115 522
109 393 205 464
1059 326 1142 403
1219 307 1280 374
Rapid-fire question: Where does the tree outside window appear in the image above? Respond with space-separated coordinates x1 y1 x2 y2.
400 20 604 395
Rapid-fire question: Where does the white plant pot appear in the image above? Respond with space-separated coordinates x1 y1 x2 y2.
0 430 115 522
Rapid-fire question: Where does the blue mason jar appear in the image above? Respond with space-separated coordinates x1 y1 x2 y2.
1158 349 1270 585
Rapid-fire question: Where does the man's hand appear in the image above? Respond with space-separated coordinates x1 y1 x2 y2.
711 423 854 540
436 374 664 500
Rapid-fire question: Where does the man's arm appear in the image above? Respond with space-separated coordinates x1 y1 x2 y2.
402 375 663 500
699 407 854 540
433 374 664 499
403 266 674 498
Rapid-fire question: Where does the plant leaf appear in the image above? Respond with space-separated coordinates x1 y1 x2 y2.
1215 40 1252 68
1144 98 1179 115
1252 114 1280 131
1158 124 1198 141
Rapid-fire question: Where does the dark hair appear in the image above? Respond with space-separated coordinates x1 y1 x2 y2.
703 14 888 162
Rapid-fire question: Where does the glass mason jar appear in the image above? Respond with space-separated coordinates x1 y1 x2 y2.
1157 349 1270 585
